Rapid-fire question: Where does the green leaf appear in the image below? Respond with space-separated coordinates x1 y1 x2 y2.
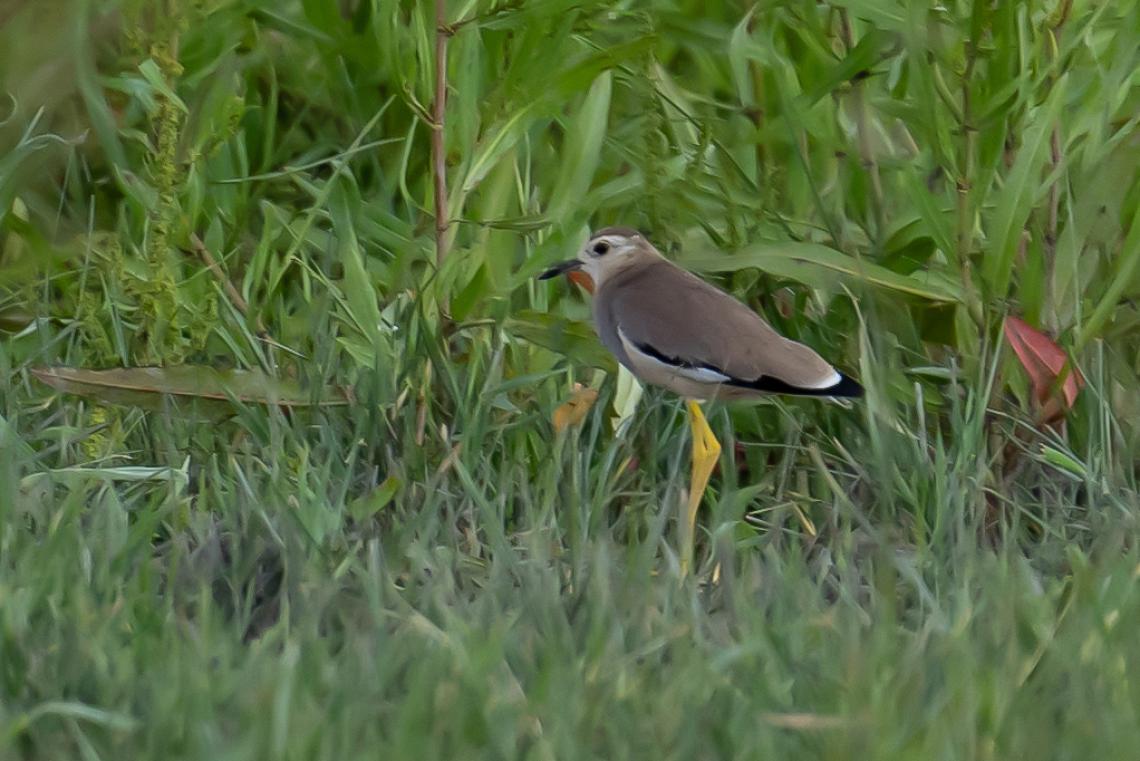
329 180 384 348
800 28 895 107
11 701 140 734
1039 445 1086 479
728 8 758 108
1075 198 1140 351
832 0 908 31
459 106 543 195
301 0 345 32
23 463 190 490
470 146 520 290
983 75 1068 299
506 310 616 372
137 59 189 113
652 63 700 153
73 6 127 169
551 37 655 99
0 413 36 460
349 476 402 520
451 262 488 322
0 123 70 225
547 71 612 220
681 242 964 303
902 168 957 262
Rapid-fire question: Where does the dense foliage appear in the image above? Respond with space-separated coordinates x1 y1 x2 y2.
1 0 1138 758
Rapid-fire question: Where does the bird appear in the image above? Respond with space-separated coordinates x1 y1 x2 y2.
539 226 862 574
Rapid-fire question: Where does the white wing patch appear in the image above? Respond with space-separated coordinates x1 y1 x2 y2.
800 369 843 390
617 327 732 385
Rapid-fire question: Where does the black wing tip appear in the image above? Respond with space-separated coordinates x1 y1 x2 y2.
828 372 864 398
731 370 864 398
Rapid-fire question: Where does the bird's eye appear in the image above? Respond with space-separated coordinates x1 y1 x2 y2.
592 241 610 255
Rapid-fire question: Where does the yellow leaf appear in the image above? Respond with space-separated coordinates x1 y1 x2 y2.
610 364 643 436
553 384 599 432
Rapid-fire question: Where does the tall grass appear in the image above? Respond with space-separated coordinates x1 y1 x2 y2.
1 0 1139 758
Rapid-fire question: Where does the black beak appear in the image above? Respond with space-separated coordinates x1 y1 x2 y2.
538 259 583 280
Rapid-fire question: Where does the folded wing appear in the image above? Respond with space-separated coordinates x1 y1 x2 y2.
606 260 861 397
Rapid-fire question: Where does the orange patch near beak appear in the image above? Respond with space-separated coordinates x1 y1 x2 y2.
567 270 596 294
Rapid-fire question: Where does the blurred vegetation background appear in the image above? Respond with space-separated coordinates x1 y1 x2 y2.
2 0 1139 758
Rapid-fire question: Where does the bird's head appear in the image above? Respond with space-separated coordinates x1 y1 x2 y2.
538 227 657 292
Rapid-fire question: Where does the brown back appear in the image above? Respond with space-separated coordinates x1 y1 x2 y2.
598 259 837 386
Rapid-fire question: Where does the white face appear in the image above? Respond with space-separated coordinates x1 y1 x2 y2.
576 232 642 285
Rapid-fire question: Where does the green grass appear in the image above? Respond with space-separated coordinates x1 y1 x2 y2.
2 0 1140 758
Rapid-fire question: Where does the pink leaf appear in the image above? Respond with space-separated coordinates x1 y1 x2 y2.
1003 316 1082 410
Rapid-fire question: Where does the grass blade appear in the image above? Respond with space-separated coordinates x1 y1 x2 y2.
983 75 1068 299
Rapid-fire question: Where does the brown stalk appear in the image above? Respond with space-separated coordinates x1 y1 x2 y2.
189 233 269 340
432 0 452 267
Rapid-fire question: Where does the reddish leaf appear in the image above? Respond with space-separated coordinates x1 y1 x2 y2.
1003 316 1082 409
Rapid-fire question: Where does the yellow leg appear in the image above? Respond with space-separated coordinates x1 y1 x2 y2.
681 400 721 577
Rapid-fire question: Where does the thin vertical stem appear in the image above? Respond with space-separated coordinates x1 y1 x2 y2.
1043 7 1069 332
837 9 885 243
432 0 451 267
956 19 984 327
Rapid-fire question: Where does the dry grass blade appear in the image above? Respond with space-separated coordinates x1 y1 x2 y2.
552 384 598 432
760 712 859 731
31 367 352 409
